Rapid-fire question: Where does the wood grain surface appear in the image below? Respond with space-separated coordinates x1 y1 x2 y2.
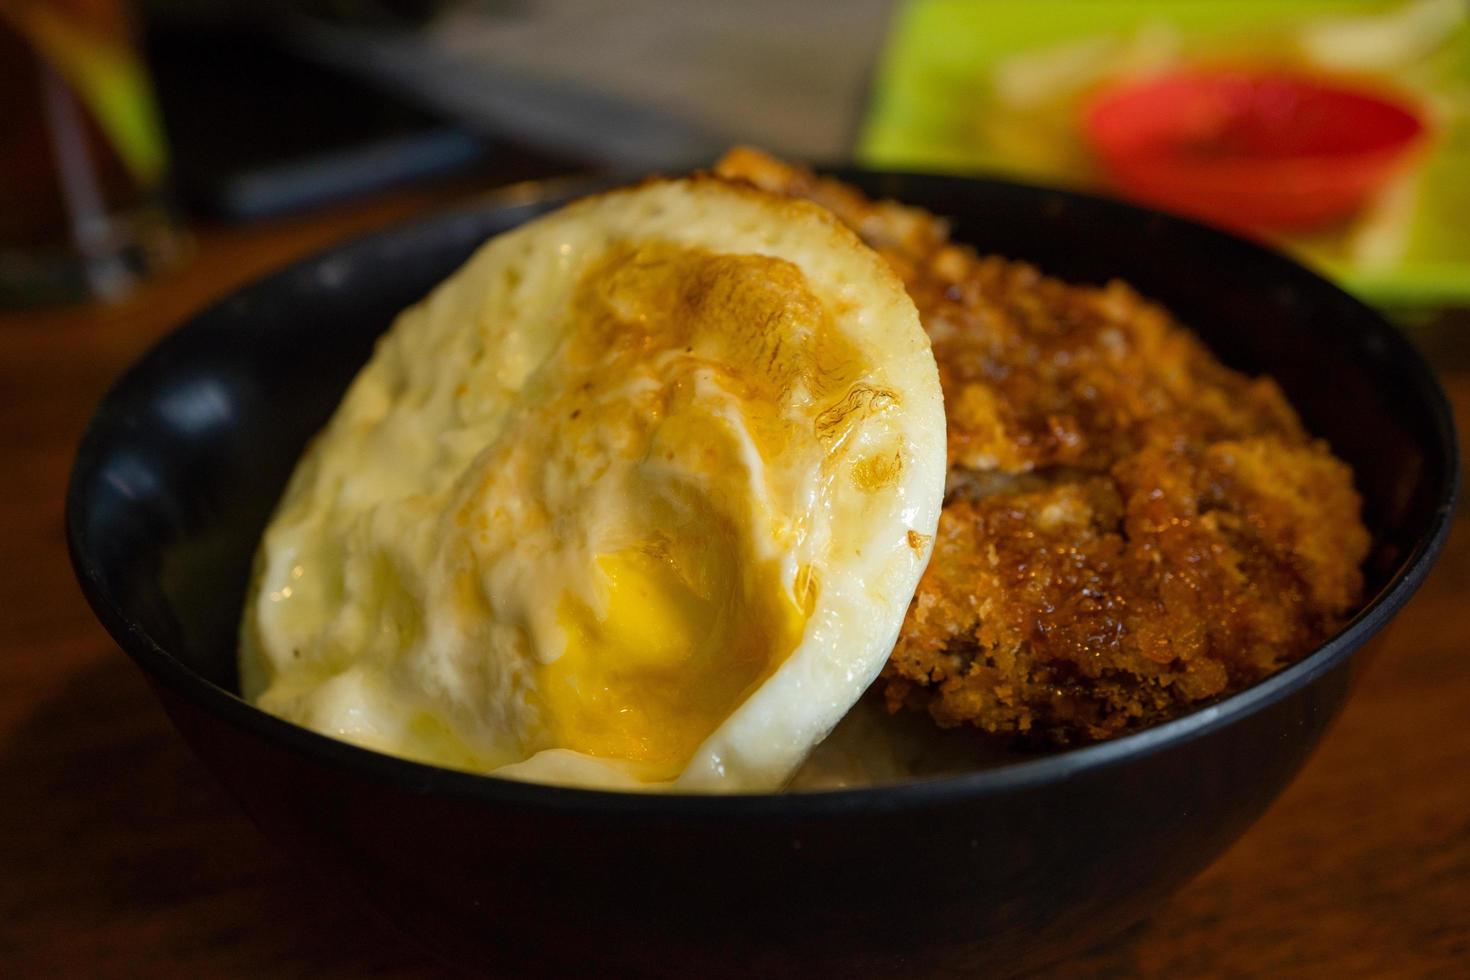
1 176 1466 978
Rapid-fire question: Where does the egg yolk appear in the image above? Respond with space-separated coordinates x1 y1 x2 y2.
543 547 805 780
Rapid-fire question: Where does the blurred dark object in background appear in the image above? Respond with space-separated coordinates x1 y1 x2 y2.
143 4 497 220
0 0 183 307
140 0 579 221
137 1 889 210
144 0 455 30
283 0 893 169
143 0 540 220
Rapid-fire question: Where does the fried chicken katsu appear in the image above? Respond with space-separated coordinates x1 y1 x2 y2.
716 148 1371 743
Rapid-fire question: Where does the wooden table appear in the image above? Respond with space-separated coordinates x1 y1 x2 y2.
2 175 1466 978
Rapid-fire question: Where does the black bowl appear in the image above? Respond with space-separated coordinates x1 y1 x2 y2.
67 171 1457 977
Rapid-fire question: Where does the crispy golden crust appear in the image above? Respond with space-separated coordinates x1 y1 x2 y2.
716 148 1371 742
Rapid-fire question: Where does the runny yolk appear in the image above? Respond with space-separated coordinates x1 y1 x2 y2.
541 546 805 781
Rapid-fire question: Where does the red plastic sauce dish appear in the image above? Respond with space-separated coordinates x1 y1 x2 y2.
1082 69 1428 234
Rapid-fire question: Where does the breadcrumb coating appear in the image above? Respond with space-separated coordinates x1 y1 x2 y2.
716 148 1371 742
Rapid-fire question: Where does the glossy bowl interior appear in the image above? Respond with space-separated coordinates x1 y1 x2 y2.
67 170 1456 977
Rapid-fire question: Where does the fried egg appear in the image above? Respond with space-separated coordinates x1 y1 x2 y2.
239 177 945 792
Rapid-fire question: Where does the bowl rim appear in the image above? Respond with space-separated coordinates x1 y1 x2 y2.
66 168 1460 818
